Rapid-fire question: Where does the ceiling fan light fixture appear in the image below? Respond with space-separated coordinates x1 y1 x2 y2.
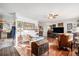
48 11 58 19
48 16 53 19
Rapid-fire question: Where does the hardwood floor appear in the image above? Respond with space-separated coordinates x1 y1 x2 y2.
48 38 76 56
0 38 76 56
0 46 20 56
0 39 20 56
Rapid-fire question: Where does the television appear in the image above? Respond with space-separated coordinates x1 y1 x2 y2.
53 27 64 33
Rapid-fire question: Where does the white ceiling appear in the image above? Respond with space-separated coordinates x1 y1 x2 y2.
0 3 79 22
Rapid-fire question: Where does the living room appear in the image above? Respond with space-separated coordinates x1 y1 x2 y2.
0 3 79 56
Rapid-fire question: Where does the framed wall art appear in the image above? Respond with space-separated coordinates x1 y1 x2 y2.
67 23 72 30
58 23 63 27
23 22 35 30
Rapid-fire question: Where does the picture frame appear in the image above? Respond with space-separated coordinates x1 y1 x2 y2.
23 22 35 30
67 23 72 30
58 23 63 27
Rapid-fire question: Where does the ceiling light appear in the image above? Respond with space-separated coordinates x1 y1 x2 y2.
48 11 58 19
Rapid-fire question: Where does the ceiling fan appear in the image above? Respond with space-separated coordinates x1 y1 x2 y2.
48 12 58 19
